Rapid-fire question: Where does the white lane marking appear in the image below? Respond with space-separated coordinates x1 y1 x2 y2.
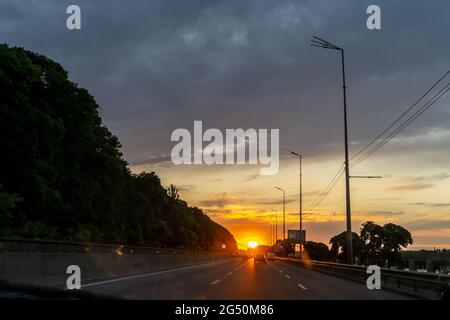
226 272 232 276
82 261 230 288
279 270 283 273
285 275 291 279
297 283 307 290
211 280 221 285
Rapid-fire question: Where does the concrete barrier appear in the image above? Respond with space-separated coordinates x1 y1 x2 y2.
0 239 236 287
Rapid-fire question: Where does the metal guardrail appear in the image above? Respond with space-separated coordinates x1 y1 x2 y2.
0 238 235 256
276 257 450 299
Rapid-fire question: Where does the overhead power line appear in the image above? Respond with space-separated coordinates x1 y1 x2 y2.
350 70 450 162
306 70 450 212
306 164 345 212
351 83 450 168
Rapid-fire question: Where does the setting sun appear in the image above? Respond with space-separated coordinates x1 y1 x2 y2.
247 241 259 248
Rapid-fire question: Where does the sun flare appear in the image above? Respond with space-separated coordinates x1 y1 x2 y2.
247 241 259 248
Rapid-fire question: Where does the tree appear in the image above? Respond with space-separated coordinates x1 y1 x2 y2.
304 241 329 261
380 223 413 266
330 222 413 266
360 221 385 264
329 232 364 263
360 221 413 266
0 185 22 235
167 184 180 201
0 44 237 251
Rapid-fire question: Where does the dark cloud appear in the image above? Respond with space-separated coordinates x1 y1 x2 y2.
390 183 435 191
1 0 450 166
403 172 450 183
242 174 259 182
198 198 231 208
198 194 297 208
367 210 404 216
130 155 171 166
404 219 450 231
205 209 234 216
252 198 297 205
410 202 450 208
408 236 450 248
176 185 195 192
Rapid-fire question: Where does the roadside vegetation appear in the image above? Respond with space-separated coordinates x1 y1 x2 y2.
0 45 236 251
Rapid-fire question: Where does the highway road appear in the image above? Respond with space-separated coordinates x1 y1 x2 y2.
82 258 412 299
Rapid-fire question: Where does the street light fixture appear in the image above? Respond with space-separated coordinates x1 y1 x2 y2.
274 186 286 257
311 35 353 264
287 149 303 260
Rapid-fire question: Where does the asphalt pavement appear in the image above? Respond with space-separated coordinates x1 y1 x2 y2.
82 258 412 300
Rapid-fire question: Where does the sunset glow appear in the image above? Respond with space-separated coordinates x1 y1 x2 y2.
247 241 259 249
133 151 450 250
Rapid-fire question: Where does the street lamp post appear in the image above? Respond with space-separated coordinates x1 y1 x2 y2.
311 36 353 264
270 209 277 244
274 186 286 257
269 223 272 246
267 223 273 246
288 149 303 259
271 214 275 246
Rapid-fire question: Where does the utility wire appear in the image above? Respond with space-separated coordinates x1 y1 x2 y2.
350 69 450 162
307 168 344 212
307 164 345 212
351 84 450 168
307 70 450 211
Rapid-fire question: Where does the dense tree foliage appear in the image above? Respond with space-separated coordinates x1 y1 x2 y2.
360 221 413 266
303 241 329 261
329 231 364 263
328 221 413 266
0 44 236 251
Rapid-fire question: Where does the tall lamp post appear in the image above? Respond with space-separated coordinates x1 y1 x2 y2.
311 35 353 264
288 149 303 259
267 223 273 246
270 209 277 244
274 186 286 257
272 215 275 246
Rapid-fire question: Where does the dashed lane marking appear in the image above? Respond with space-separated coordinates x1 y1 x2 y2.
297 283 307 290
211 280 221 285
82 261 227 288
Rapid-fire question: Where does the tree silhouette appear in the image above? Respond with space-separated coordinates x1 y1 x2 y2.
304 241 329 261
329 221 413 266
0 44 237 251
329 231 364 263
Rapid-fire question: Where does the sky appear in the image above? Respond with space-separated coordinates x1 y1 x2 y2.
1 0 450 249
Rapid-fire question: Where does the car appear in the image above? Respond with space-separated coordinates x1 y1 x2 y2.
254 253 267 263
267 252 275 261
